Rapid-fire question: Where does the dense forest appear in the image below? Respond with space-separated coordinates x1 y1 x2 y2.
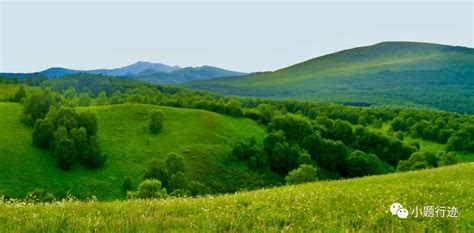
1 73 473 200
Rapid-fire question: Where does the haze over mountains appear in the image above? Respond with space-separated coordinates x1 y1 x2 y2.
187 41 474 113
0 61 246 84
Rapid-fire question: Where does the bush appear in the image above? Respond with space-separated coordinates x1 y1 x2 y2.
121 176 133 192
165 153 185 175
82 136 106 168
128 179 167 199
148 109 164 134
13 86 27 102
143 160 169 189
437 152 457 167
285 165 318 185
347 150 381 177
32 119 55 148
53 127 77 171
397 151 438 171
169 172 190 194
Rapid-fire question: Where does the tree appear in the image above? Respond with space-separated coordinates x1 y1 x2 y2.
143 160 169 189
328 119 353 144
285 165 318 185
165 153 185 175
23 91 57 121
70 127 88 160
397 151 438 171
446 136 464 151
169 171 189 194
54 127 77 170
55 107 79 131
129 179 167 199
82 136 106 168
225 99 243 117
148 109 164 134
13 86 27 102
346 150 381 177
297 151 312 166
263 130 286 155
268 114 312 143
77 110 99 136
189 181 210 196
78 92 91 106
32 119 55 148
63 87 77 99
96 91 108 106
437 152 457 167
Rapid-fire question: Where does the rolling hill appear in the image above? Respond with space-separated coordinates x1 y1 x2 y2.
187 42 474 113
1 162 471 232
0 102 271 200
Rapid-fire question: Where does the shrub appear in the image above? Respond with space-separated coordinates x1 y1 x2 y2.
347 150 381 177
121 176 133 192
285 165 318 185
128 179 167 199
32 119 55 148
143 160 169 188
165 153 185 175
148 109 164 134
437 152 457 167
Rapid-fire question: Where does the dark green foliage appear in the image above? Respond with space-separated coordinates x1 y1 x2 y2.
148 109 164 134
32 119 55 148
268 114 312 143
169 172 189 194
70 127 88 160
327 119 353 144
263 130 286 155
129 179 167 199
397 151 438 171
77 111 99 136
13 86 27 102
347 150 381 177
437 152 458 166
165 153 185 175
121 176 133 192
297 151 312 166
23 91 57 121
225 99 243 117
82 136 106 169
285 164 318 185
53 127 77 170
78 92 91 106
55 107 79 131
26 189 55 203
352 126 414 165
189 181 210 196
143 160 169 189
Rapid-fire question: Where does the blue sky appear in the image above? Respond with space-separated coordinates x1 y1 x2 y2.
1 0 472 73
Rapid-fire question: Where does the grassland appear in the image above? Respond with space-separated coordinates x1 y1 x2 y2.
187 42 474 113
0 102 270 200
0 84 41 100
0 163 472 232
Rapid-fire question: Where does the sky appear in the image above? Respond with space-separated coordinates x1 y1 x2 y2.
1 0 473 73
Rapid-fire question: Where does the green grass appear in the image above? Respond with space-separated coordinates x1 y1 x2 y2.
0 103 269 200
187 42 474 113
0 84 41 100
0 163 472 232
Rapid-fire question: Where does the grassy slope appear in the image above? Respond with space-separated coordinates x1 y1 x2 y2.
0 85 41 100
187 42 474 113
1 163 472 232
0 103 269 200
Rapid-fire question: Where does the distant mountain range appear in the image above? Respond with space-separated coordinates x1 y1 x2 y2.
187 41 474 113
0 61 246 84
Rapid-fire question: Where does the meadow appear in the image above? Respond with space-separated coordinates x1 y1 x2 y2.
0 102 271 200
0 163 472 232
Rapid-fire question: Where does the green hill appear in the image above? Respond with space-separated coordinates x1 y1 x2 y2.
0 102 270 200
1 162 472 232
187 42 474 113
